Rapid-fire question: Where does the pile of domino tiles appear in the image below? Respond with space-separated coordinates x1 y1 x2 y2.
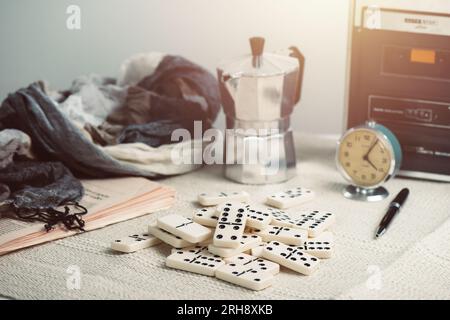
111 188 336 291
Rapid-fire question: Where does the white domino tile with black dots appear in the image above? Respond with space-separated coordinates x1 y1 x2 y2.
215 261 274 291
266 187 315 209
262 241 320 275
166 250 225 276
157 214 212 243
193 207 219 227
253 225 308 246
198 191 250 206
148 222 193 248
208 233 261 258
302 231 334 259
245 204 273 229
213 202 248 248
293 210 336 237
224 253 280 276
111 233 161 253
269 209 296 228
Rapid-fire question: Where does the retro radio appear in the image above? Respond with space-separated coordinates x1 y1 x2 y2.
347 0 450 181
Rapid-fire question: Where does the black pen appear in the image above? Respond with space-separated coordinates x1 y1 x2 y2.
375 188 410 239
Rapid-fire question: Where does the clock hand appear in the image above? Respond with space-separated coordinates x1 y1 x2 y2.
363 138 378 161
365 157 378 171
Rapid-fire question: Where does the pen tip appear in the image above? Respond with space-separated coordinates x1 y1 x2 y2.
375 228 386 239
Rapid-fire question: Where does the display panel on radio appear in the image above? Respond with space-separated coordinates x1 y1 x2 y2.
382 46 450 81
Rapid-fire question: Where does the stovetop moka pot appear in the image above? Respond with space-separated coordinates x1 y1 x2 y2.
217 37 305 184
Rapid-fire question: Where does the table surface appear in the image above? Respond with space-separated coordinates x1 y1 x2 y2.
0 133 449 300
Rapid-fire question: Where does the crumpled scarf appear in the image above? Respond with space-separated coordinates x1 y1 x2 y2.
0 82 154 178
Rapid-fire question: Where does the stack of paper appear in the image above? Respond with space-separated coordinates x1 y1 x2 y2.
0 177 175 256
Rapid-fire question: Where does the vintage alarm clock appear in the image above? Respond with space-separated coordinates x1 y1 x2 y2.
336 121 402 201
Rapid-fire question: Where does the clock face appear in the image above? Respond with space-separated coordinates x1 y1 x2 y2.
338 129 392 187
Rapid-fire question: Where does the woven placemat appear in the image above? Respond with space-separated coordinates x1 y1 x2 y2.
0 134 449 299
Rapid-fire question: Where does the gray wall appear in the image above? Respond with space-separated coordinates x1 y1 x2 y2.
0 0 351 134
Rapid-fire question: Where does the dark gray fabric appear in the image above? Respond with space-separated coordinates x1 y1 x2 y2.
105 55 221 148
0 160 88 231
0 161 83 210
136 55 220 126
106 55 220 138
0 83 157 178
117 120 181 148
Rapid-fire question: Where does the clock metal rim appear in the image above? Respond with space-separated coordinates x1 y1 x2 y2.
335 123 398 190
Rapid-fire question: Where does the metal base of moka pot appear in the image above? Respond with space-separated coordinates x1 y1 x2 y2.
217 37 305 185
224 125 297 185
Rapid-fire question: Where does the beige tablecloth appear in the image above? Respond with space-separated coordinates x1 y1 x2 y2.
0 133 449 299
